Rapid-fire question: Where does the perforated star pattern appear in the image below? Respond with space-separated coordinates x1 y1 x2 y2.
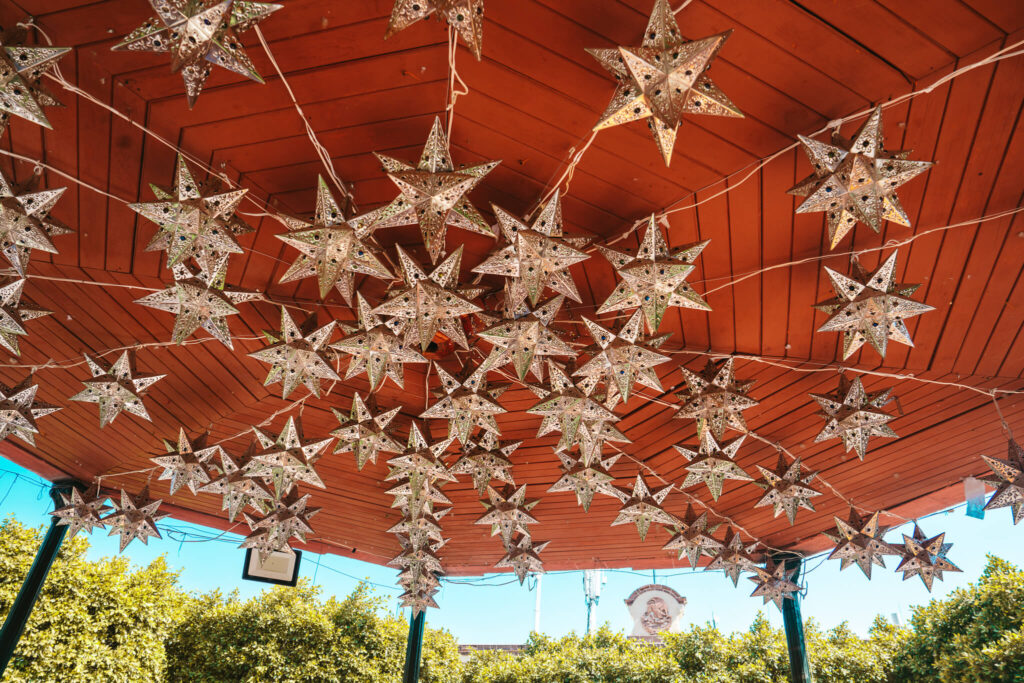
549 449 623 512
386 0 485 60
248 308 339 399
151 429 223 495
331 394 402 470
0 277 50 357
674 358 758 439
477 293 576 382
0 29 70 133
332 293 426 391
69 351 166 428
673 430 751 501
706 527 758 586
611 474 674 541
243 417 333 499
894 524 961 591
421 362 507 444
748 558 800 610
662 504 722 567
575 309 670 408
50 486 111 538
475 484 539 550
753 455 821 525
0 169 72 276
822 509 900 579
496 535 549 584
103 486 168 552
240 492 320 562
450 432 519 495
981 438 1024 525
811 375 898 460
0 376 60 446
529 362 618 453
199 440 273 521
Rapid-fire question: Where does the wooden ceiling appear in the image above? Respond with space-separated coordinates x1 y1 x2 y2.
0 0 1022 575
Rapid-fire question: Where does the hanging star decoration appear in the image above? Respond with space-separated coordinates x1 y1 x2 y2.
706 527 759 586
240 492 320 561
811 374 898 460
150 428 223 495
748 558 800 610
332 293 427 391
496 534 549 584
822 509 901 579
472 191 590 308
390 535 445 616
789 106 933 249
248 307 339 399
364 116 497 262
815 251 934 360
386 424 456 491
420 362 507 444
388 504 451 549
130 154 251 274
103 486 168 552
753 454 821 525
69 351 166 428
0 169 72 276
894 524 961 591
330 393 402 470
675 358 759 440
385 0 485 60
673 429 751 501
373 245 483 350
587 0 742 166
0 376 60 445
478 290 576 382
243 417 333 499
0 27 70 133
199 439 273 521
662 504 722 567
568 419 630 466
450 431 519 496
596 215 711 333
50 485 111 538
276 176 393 303
113 0 283 108
529 361 618 453
135 261 260 349
475 483 539 549
549 448 623 512
0 277 50 356
611 474 675 541
980 438 1024 525
575 310 670 408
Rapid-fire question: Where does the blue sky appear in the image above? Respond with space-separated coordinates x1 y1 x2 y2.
2 455 1021 643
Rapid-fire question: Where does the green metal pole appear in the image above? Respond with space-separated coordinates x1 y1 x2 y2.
0 482 74 676
402 610 426 683
773 551 811 683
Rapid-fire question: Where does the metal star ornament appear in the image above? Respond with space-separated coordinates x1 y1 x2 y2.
822 509 901 579
815 251 934 360
496 535 549 584
587 0 742 165
276 176 393 303
0 27 70 133
70 351 166 428
199 439 273 521
894 524 961 591
365 117 497 262
243 417 333 499
706 527 759 586
673 430 751 501
50 486 111 538
811 374 898 460
596 215 711 333
472 191 591 308
748 558 800 611
113 0 283 108
662 504 722 567
151 428 223 495
789 107 933 249
103 486 168 552
0 376 60 445
248 308 339 399
451 431 519 496
753 455 822 525
674 358 758 439
0 169 72 276
475 484 540 549
420 362 507 444
386 0 485 60
0 277 50 356
981 438 1024 525
529 361 618 452
330 393 402 470
548 450 623 512
575 310 670 408
477 291 576 382
611 474 675 541
332 293 427 391
240 492 320 561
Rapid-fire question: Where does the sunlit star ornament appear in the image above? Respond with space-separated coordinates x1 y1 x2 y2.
789 107 933 249
478 291 576 382
243 417 332 499
753 455 821 525
815 251 934 360
332 293 426 391
451 431 519 496
0 277 50 356
476 484 540 549
69 351 166 428
330 393 402 470
385 423 457 518
0 169 72 276
980 438 1024 525
0 376 60 445
103 486 168 552
596 215 710 333
112 0 283 108
662 504 722 567
473 191 590 308
575 310 670 408
420 362 507 444
706 527 758 586
674 358 758 439
894 524 961 591
365 117 497 262
587 0 742 166
673 430 751 501
199 439 273 521
373 245 483 350
822 509 900 579
567 419 630 466
497 535 549 584
276 176 393 303
549 450 623 512
151 428 223 495
611 474 674 541
50 486 111 538
248 308 338 399
529 361 618 452
811 374 897 460
0 27 70 133
748 558 800 610
240 492 320 561
386 0 485 60
131 154 251 274
134 261 259 349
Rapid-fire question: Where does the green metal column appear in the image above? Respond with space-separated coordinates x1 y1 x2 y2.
772 551 811 683
0 482 73 676
402 610 426 682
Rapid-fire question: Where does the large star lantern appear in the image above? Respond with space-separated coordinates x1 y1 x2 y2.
894 524 961 591
0 277 50 356
199 439 273 521
706 527 759 586
673 430 751 501
421 362 507 444
385 422 457 516
675 358 759 439
332 293 426 391
529 361 618 452
753 455 821 525
388 506 450 549
789 106 933 248
0 376 60 445
113 0 283 108
70 351 166 428
822 509 900 579
0 28 70 133
240 492 320 562
50 486 111 538
748 558 800 611
151 428 223 495
366 117 497 262
103 486 168 552
596 216 711 333
549 449 623 512
477 292 576 382
386 0 485 60
475 484 540 550
611 474 675 541
811 374 898 460
815 251 934 360
450 431 519 495
587 0 742 165
0 169 72 276
575 309 670 408
243 417 333 498
248 308 339 399
330 393 402 470
662 504 722 567
980 438 1024 525
496 534 549 584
